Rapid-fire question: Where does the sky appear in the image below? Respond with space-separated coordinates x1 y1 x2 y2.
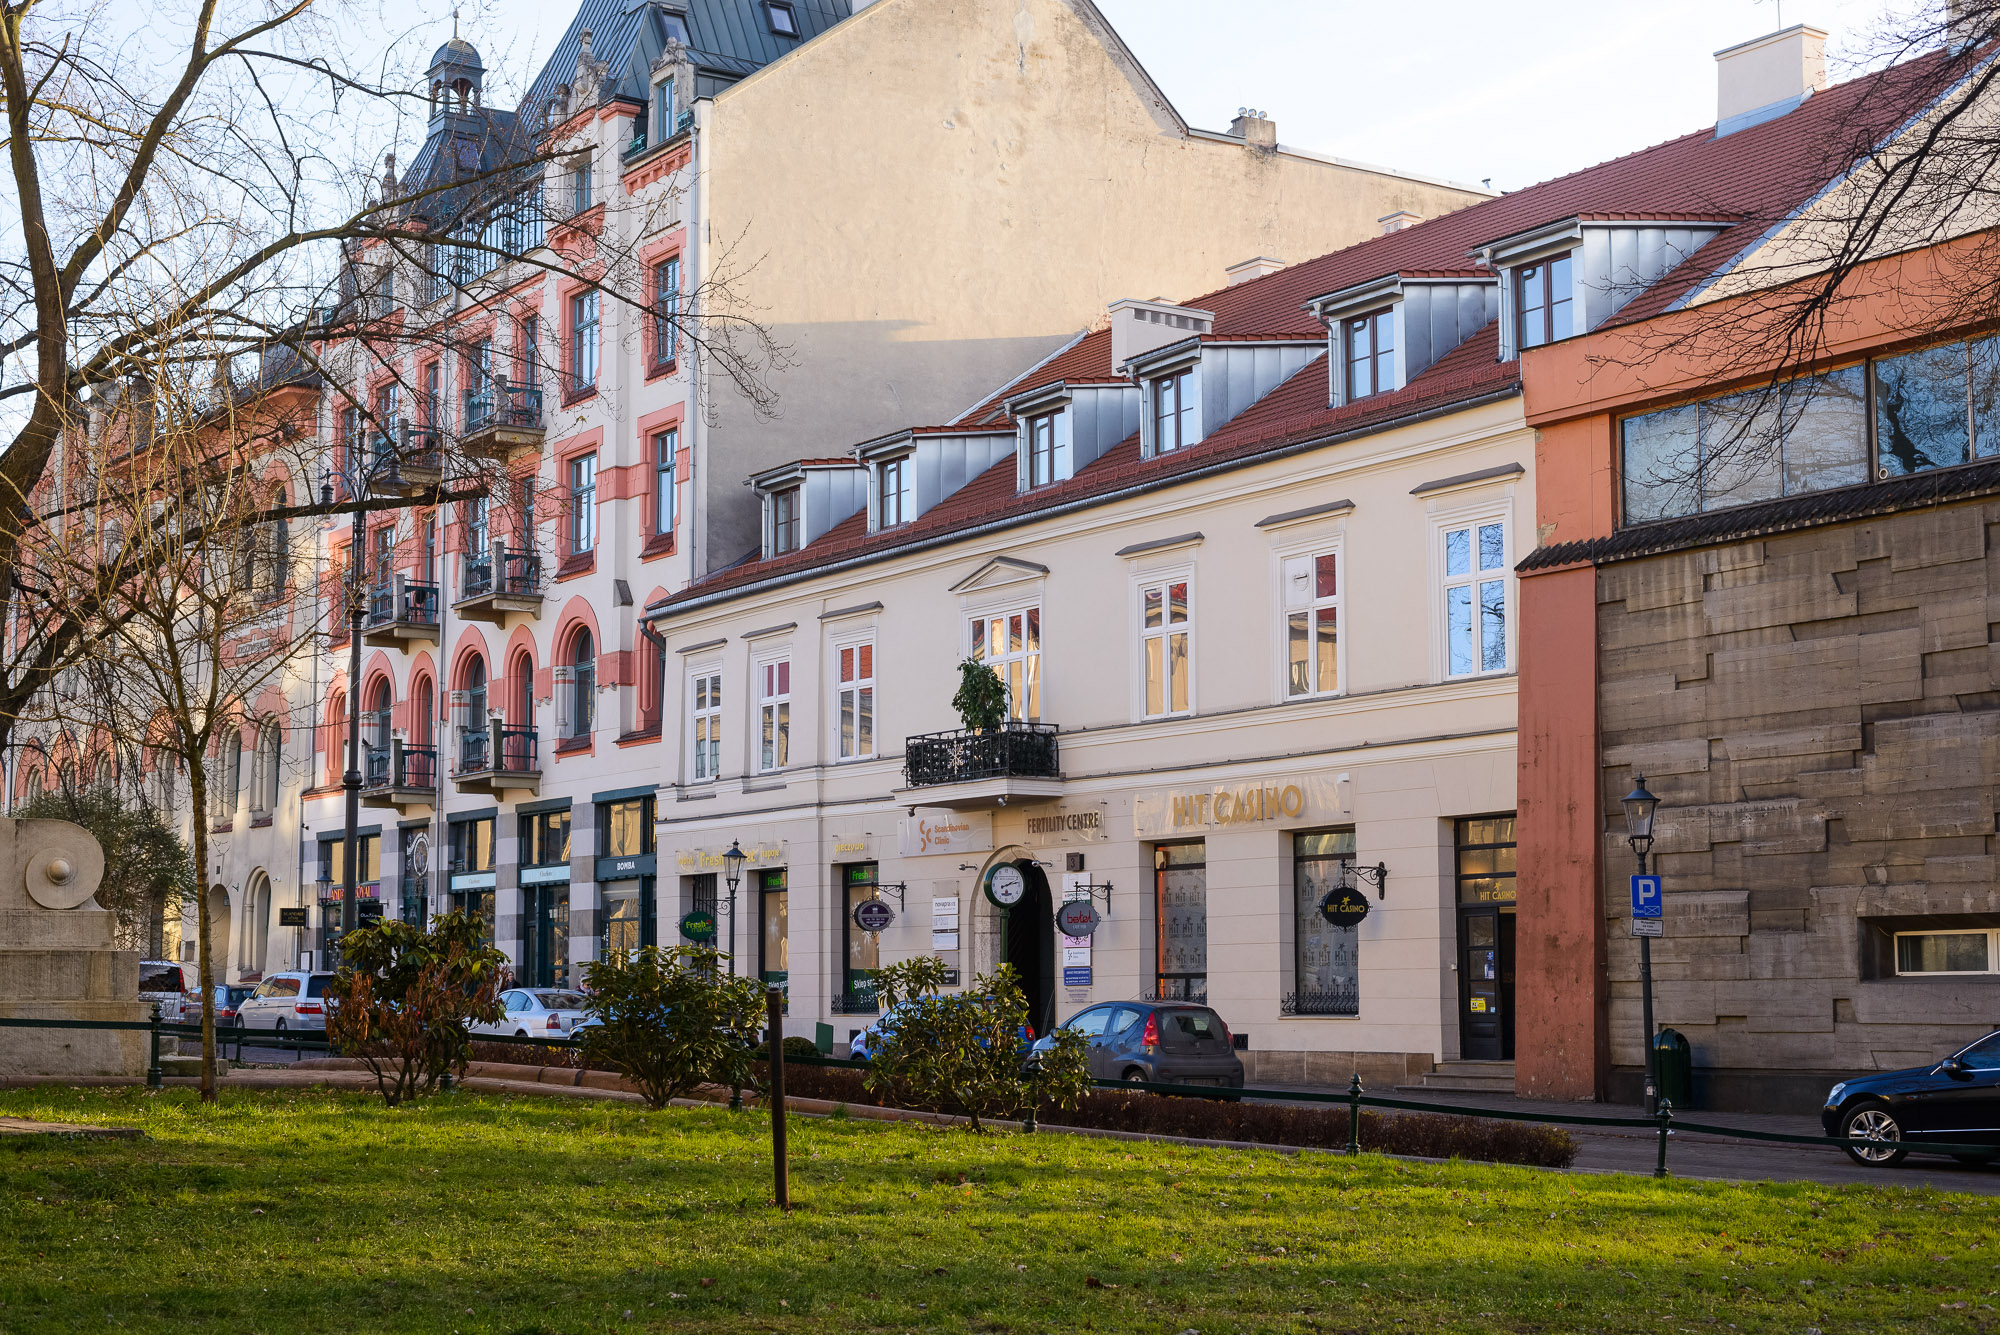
465 0 1919 193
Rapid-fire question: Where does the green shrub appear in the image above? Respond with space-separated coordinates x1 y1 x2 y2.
326 911 506 1107
862 959 1090 1130
750 1035 822 1063
951 657 1008 733
578 945 766 1109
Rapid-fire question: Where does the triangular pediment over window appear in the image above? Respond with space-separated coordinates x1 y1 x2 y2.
948 555 1049 595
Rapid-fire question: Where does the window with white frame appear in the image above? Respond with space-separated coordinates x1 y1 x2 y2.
879 456 913 528
1139 578 1191 717
1282 550 1340 697
1895 929 1998 975
690 671 722 781
653 429 677 537
652 77 675 144
835 642 874 759
1514 252 1574 351
1151 368 1197 453
1442 519 1509 677
1025 410 1071 488
757 659 791 772
1344 309 1395 401
569 289 599 390
569 151 593 216
969 606 1041 721
568 453 597 554
652 255 680 366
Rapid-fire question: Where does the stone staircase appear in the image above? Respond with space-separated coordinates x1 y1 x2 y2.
1396 1060 1516 1095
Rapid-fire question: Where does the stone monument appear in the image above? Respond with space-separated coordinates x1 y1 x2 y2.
0 818 144 1078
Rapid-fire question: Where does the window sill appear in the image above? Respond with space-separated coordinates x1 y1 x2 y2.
561 385 598 409
250 814 274 829
639 531 677 560
615 727 662 748
644 358 678 383
555 551 596 581
210 821 236 835
554 736 594 758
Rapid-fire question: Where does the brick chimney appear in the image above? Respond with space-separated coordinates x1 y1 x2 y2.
1714 25 1827 136
1229 108 1277 151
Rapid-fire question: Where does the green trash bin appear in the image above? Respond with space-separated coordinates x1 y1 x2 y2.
1652 1027 1693 1111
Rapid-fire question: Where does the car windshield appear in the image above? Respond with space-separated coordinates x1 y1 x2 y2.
1170 1009 1220 1039
138 965 181 992
535 992 588 1010
305 975 332 998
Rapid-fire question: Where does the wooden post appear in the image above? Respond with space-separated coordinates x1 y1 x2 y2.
766 986 790 1210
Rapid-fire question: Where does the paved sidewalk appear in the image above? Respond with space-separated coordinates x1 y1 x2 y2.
1253 1083 2000 1193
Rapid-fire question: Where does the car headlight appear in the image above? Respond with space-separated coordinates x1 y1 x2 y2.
1827 1082 1846 1104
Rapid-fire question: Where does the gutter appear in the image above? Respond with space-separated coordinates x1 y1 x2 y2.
648 382 1523 621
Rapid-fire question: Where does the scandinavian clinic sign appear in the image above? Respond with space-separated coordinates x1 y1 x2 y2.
898 810 993 857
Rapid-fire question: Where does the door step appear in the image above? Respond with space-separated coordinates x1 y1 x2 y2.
1395 1060 1516 1095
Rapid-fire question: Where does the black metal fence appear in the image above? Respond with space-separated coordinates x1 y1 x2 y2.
903 723 1059 787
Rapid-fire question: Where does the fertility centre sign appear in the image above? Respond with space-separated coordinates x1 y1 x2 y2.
1133 776 1340 837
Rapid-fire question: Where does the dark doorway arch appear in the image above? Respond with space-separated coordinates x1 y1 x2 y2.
1004 859 1056 1038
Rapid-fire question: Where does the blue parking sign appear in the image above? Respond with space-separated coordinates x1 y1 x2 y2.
1630 874 1663 919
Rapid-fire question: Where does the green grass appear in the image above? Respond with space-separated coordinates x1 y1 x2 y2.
0 1087 1994 1333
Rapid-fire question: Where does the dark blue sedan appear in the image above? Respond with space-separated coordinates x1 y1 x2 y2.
1823 1031 2000 1166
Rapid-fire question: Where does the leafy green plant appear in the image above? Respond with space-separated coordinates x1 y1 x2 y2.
325 911 506 1107
578 945 768 1110
951 657 1008 734
863 959 1090 1130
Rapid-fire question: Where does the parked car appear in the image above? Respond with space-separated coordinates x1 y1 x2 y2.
474 989 591 1039
188 984 256 1029
236 971 336 1032
138 960 194 1022
1031 1001 1245 1091
1823 1030 2000 1166
848 1001 1036 1062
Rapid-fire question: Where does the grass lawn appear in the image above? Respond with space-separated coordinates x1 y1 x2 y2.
0 1087 1994 1334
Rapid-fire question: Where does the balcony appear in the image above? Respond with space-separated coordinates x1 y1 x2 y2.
368 425 444 496
453 724 540 796
362 575 441 647
893 722 1062 811
360 739 439 811
452 542 543 625
461 379 545 464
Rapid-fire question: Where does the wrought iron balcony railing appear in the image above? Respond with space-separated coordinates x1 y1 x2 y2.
902 722 1059 788
361 741 439 795
460 546 540 601
830 990 881 1016
365 579 440 629
456 726 538 777
1280 984 1359 1017
463 379 544 434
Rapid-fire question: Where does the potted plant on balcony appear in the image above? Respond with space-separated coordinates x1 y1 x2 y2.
952 658 1008 734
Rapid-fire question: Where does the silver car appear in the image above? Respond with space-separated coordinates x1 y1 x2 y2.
1033 1001 1245 1089
475 989 591 1039
138 960 193 1023
236 971 336 1032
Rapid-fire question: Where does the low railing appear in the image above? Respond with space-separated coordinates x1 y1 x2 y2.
1281 985 1359 1017
463 379 544 433
362 743 392 789
903 722 1059 788
365 580 440 629
460 546 540 600
398 744 438 791
830 991 881 1016
457 727 537 776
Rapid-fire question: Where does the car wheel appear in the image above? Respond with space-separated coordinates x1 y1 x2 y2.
515 1030 529 1038
1840 1101 1909 1166
1122 1067 1150 1086
274 1019 287 1032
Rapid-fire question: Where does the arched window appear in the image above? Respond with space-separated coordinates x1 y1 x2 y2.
461 656 488 772
265 487 290 596
325 690 347 786
257 722 281 813
24 769 42 805
223 732 243 815
510 651 534 728
412 675 434 746
466 657 487 722
568 630 594 739
92 755 112 789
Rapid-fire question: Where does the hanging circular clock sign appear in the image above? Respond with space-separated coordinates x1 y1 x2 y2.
985 864 1027 909
1318 886 1371 928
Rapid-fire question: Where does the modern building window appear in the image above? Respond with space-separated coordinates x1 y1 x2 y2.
1139 578 1190 717
766 1 798 36
322 833 382 888
690 671 722 780
652 256 680 366
569 290 599 390
1290 830 1358 1016
1282 550 1340 697
1154 841 1207 1002
969 605 1040 721
836 642 874 759
1025 410 1071 488
1894 930 1998 975
1152 368 1197 453
757 659 791 772
771 487 801 554
1514 252 1574 351
448 816 494 875
522 808 571 866
651 77 675 144
760 867 790 1006
602 886 641 959
1344 309 1396 401
569 151 592 216
568 453 597 554
568 629 595 738
840 862 882 1008
599 797 653 858
879 455 913 527
653 429 678 536
1442 520 1508 677
465 495 489 557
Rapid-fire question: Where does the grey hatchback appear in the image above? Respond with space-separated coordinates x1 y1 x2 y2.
1034 1001 1244 1090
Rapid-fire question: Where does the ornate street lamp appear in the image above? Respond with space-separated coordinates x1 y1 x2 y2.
1623 773 1661 1112
721 840 747 976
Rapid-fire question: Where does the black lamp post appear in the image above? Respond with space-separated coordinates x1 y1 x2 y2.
1622 773 1661 1112
721 840 747 976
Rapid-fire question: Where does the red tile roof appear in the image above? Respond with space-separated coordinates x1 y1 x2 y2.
657 52 1953 614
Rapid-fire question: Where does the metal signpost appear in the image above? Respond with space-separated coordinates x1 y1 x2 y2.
1623 775 1663 1113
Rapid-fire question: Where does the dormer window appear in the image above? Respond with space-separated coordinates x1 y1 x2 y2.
766 2 798 36
1513 252 1574 351
1344 309 1396 401
879 456 913 527
651 77 675 143
1026 410 1071 488
1151 368 1198 453
772 487 801 554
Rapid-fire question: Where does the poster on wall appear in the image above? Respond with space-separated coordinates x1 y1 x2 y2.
932 895 961 951
1060 873 1093 987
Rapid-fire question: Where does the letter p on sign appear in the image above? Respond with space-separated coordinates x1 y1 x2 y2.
1630 874 1663 920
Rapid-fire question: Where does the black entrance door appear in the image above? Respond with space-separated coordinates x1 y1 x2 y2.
1003 860 1056 1038
1457 907 1516 1060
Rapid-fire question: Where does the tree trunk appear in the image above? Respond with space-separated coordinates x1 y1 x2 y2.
188 761 216 1101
